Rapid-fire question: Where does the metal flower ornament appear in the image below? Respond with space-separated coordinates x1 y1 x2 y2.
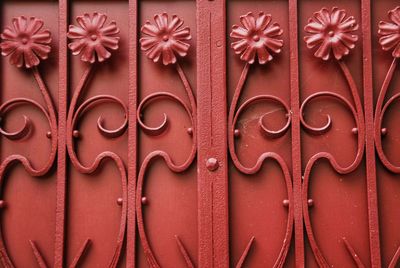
304 7 358 61
378 6 400 58
228 12 293 268
0 16 57 267
0 16 52 68
301 7 366 268
66 12 128 267
67 12 120 63
137 12 197 267
140 12 191 65
375 6 400 175
231 11 283 64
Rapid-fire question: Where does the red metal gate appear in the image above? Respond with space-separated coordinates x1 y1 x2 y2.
0 0 399 267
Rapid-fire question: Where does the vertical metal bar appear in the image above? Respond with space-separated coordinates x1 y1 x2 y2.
54 0 68 267
288 0 304 266
361 0 381 267
197 0 229 267
127 0 138 267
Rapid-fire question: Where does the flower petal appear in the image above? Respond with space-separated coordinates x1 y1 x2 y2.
171 40 190 57
9 47 24 67
23 48 40 68
92 12 107 28
32 30 52 44
304 33 324 49
264 23 283 37
389 7 400 25
240 12 256 30
231 39 248 54
26 17 44 35
81 44 95 63
256 12 271 31
141 22 159 36
338 16 358 32
393 42 400 58
12 16 27 33
1 27 17 40
378 21 400 35
230 25 248 39
330 7 346 26
0 40 18 56
314 38 332 60
95 43 111 62
101 36 119 50
68 40 87 55
31 43 51 59
172 27 191 40
257 45 272 64
67 25 87 39
162 46 177 65
304 21 325 34
332 38 350 60
240 46 256 64
140 36 159 50
100 21 120 35
379 33 400 51
168 15 184 32
154 13 168 30
264 37 283 54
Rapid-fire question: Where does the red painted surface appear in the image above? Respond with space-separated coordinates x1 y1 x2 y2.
0 0 399 267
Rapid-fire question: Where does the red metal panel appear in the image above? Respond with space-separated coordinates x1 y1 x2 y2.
0 0 399 267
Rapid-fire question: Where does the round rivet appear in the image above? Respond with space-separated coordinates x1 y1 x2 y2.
116 198 123 206
46 131 52 138
141 197 148 205
187 127 193 135
381 128 387 136
206 158 219 171
0 200 6 209
216 40 222 47
162 35 169 42
351 128 358 135
90 34 97 41
283 199 290 207
73 130 80 138
252 35 260 42
328 30 335 37
234 129 240 137
307 199 314 207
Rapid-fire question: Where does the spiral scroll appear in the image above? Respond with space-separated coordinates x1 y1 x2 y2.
302 7 365 267
137 13 197 267
0 16 57 267
228 12 293 268
66 13 127 267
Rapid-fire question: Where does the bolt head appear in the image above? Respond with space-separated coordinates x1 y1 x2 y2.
73 130 80 138
46 131 52 138
117 198 123 206
283 199 290 207
206 158 219 171
141 197 148 205
381 128 387 136
307 199 314 207
234 129 240 137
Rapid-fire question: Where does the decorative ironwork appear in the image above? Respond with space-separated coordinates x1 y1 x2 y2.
0 16 58 267
137 13 197 267
374 6 400 267
375 6 400 173
66 12 127 267
228 12 293 267
301 7 365 267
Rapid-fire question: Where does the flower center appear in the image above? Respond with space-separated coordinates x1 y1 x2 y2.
328 30 335 37
162 35 169 42
21 37 29 45
252 35 260 42
90 34 98 41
